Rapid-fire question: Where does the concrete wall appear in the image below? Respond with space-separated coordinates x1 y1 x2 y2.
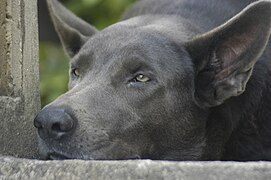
0 0 40 158
1 157 271 180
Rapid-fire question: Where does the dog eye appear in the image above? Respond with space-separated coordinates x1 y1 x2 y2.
71 68 80 78
134 74 150 82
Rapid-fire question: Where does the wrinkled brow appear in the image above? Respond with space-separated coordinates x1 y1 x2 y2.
70 52 94 69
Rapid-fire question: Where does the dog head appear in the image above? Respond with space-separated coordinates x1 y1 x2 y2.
34 0 271 160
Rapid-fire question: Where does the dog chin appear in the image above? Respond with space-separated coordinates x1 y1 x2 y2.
37 137 143 160
38 146 88 160
37 138 71 160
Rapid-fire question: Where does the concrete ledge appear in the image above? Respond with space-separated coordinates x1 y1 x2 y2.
1 157 271 180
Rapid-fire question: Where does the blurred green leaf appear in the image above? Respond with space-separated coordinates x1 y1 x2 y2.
82 0 101 6
40 43 69 107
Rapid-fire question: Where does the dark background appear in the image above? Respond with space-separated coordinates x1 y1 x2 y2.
38 0 135 107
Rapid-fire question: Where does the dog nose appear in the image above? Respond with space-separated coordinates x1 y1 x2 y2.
34 108 76 140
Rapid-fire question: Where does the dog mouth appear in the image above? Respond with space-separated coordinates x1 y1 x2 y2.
38 137 76 160
48 152 73 160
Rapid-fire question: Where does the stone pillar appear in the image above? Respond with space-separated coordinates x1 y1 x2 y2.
0 0 40 158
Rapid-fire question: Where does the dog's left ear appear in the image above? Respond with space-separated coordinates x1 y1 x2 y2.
186 0 271 107
47 0 98 58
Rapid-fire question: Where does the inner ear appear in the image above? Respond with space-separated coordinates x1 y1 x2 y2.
186 0 271 107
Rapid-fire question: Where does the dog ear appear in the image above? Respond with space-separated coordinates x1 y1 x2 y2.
186 0 271 107
47 0 98 58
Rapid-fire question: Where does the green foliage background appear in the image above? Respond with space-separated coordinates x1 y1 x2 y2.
40 0 135 107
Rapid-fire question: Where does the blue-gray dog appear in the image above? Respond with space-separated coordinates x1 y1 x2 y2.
34 0 271 161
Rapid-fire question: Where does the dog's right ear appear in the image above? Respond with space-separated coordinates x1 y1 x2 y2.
47 0 98 58
186 0 271 107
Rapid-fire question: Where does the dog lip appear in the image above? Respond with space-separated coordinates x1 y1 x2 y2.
48 152 73 160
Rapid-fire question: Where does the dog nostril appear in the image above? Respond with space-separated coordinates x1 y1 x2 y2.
51 123 61 132
51 121 74 132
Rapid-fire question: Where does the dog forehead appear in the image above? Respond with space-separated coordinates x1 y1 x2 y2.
77 30 161 64
90 27 163 50
74 21 192 76
81 23 188 58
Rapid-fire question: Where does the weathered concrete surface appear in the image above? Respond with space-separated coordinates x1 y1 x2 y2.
0 0 40 158
0 157 271 180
